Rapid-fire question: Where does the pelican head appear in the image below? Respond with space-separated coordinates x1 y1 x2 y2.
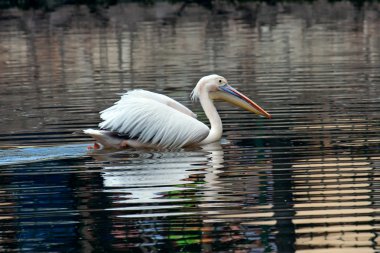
191 74 272 119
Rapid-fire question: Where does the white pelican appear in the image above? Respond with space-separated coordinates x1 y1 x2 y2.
84 74 271 149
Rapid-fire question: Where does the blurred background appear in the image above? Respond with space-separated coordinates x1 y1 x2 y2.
0 1 379 252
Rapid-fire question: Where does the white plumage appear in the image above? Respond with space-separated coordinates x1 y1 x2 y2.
84 74 271 150
98 90 209 149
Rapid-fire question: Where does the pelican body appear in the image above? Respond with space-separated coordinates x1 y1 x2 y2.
84 75 271 149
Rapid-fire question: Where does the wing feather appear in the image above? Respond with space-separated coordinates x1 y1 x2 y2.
99 90 209 149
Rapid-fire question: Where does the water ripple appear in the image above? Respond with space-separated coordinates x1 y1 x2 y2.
0 1 380 252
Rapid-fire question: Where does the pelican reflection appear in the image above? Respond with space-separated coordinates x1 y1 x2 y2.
89 142 225 204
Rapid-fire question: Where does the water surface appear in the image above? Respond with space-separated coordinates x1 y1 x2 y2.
0 1 380 252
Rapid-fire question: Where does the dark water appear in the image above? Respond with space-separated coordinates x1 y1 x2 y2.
1 1 380 252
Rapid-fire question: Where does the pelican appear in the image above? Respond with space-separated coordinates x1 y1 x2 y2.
84 74 271 150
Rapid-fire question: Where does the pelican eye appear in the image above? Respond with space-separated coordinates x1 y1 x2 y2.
219 80 222 83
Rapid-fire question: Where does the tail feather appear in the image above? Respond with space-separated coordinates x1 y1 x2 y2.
83 129 123 149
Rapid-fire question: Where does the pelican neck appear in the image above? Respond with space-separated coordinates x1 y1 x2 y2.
199 93 223 144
